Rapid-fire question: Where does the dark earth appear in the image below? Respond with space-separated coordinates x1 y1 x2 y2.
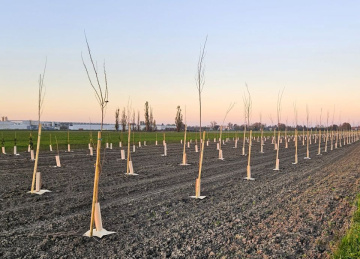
1 135 359 258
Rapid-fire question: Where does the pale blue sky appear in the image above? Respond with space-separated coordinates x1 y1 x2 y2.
1 1 359 126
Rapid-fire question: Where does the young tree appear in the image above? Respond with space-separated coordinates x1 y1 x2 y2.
218 103 235 160
243 85 253 179
121 107 127 132
30 58 47 193
324 110 329 152
317 108 322 155
115 108 120 131
274 88 284 170
175 106 183 132
82 34 111 237
259 113 264 153
82 41 108 130
196 36 207 150
292 103 298 164
304 105 311 159
126 100 135 174
242 84 251 156
269 115 276 146
331 105 335 150
144 101 150 131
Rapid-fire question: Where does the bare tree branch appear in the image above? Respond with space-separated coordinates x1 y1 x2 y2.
38 57 47 124
276 88 285 127
81 52 101 104
82 33 109 131
222 102 235 125
243 83 252 126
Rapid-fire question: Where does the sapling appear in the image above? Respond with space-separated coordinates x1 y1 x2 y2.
302 123 305 146
292 103 298 164
180 124 189 165
243 84 253 166
162 133 167 156
324 111 329 152
233 130 238 149
195 36 207 153
317 108 322 156
260 114 264 153
126 121 135 174
273 89 284 171
242 85 251 156
219 102 235 160
244 130 255 180
330 106 335 150
30 58 47 193
181 108 189 165
304 105 311 160
338 113 342 148
269 115 276 147
126 101 136 174
82 33 113 237
344 128 348 145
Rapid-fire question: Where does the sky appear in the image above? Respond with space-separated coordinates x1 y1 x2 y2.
1 1 360 127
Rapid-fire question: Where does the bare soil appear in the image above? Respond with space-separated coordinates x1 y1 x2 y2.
1 137 359 258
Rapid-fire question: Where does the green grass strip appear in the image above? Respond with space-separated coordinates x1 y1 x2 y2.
333 195 360 258
0 130 276 152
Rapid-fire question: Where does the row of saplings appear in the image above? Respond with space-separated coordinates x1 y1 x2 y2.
21 123 359 237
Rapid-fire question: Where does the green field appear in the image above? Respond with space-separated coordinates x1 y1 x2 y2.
0 130 278 152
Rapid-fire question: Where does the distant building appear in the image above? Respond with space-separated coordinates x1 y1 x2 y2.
0 118 178 131
0 119 59 130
